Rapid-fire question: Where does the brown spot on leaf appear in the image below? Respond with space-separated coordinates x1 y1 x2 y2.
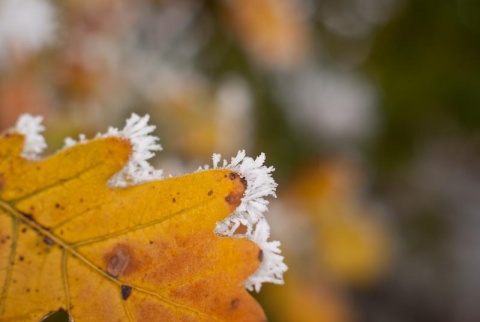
21 227 27 233
208 190 213 196
121 285 132 300
258 250 264 262
225 188 244 207
43 237 54 245
172 198 176 203
240 177 248 189
231 298 239 309
18 255 24 261
23 213 35 221
105 246 132 278
222 172 247 211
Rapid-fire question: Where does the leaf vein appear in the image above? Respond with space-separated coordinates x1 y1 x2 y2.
130 285 225 322
62 250 72 317
51 204 103 231
121 298 134 322
10 162 103 205
0 217 19 319
70 201 211 248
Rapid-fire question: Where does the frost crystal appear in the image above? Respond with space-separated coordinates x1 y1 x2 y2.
60 113 163 187
63 134 87 148
15 114 47 159
101 114 163 187
212 151 288 292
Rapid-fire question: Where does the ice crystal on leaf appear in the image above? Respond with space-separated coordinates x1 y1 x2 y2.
101 114 163 187
15 114 47 159
62 114 163 187
211 151 287 291
14 113 286 292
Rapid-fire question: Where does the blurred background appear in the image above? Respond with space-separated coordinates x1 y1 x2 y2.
1 0 480 321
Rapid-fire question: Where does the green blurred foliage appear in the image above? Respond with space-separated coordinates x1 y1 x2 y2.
366 0 480 171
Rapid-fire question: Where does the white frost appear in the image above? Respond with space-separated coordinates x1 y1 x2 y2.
15 114 47 159
212 151 288 292
101 114 163 187
63 134 87 148
60 113 163 187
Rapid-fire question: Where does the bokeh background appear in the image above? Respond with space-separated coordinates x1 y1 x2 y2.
1 0 480 321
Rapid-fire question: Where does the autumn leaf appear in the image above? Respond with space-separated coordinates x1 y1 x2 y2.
221 0 311 70
260 277 353 322
0 114 286 321
290 160 390 286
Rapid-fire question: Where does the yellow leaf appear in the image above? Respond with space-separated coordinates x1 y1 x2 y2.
0 130 267 320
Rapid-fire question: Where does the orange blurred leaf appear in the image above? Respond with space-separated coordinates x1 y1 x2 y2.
222 0 311 70
260 277 353 322
289 160 391 286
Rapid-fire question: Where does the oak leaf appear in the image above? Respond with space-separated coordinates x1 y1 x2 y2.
0 115 285 321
